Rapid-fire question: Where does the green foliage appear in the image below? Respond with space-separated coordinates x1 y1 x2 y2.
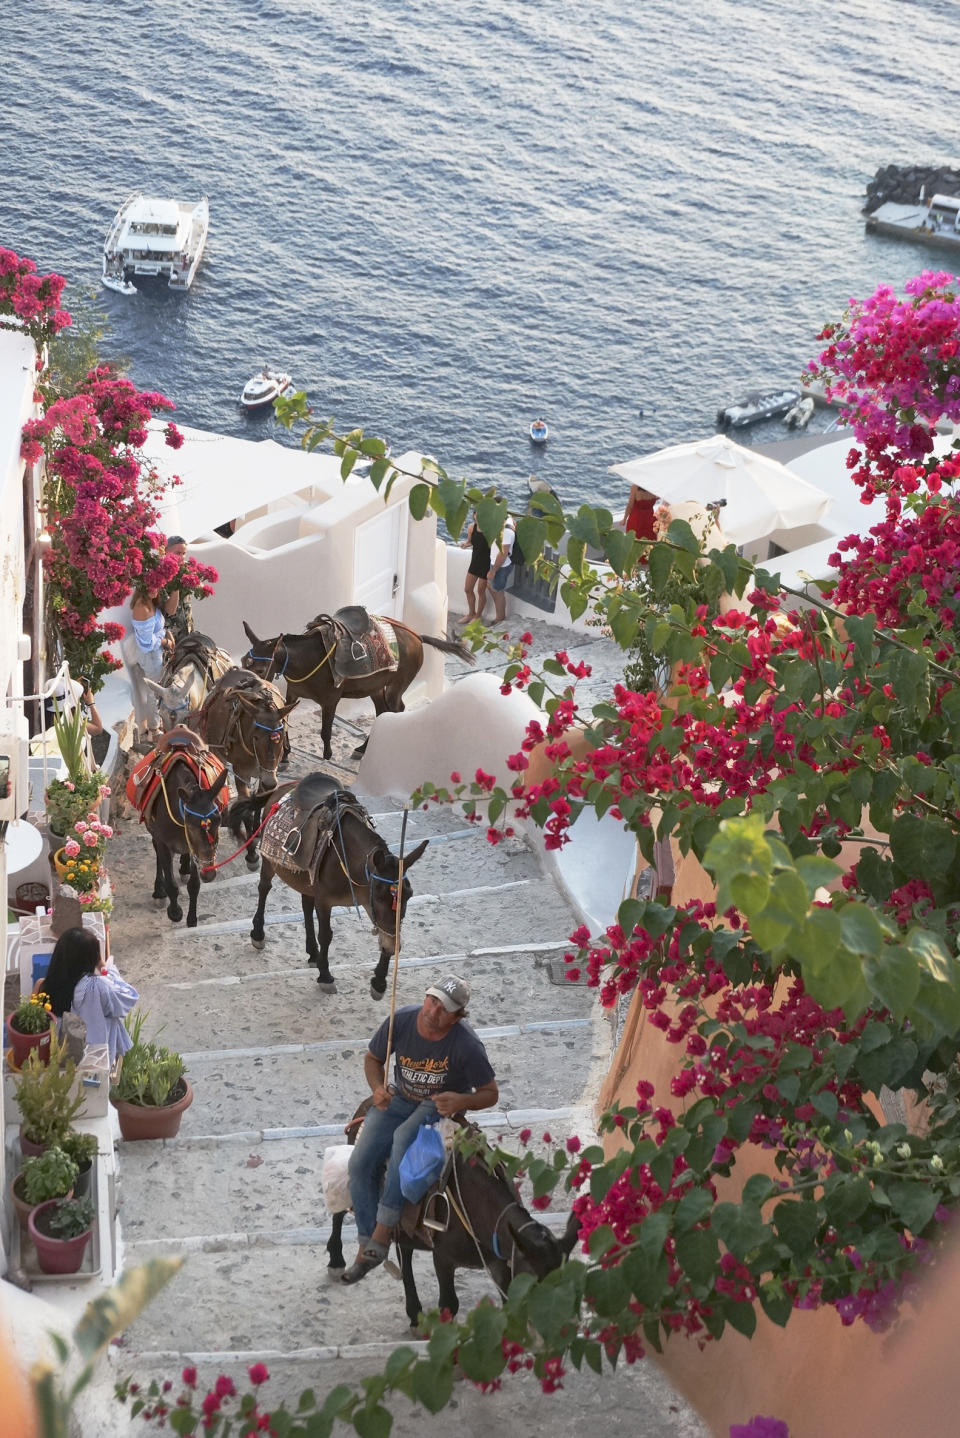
41 1194 95 1239
19 1145 79 1204
14 1032 84 1146
111 1010 185 1107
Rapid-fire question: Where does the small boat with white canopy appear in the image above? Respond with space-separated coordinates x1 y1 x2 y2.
102 193 209 294
239 366 294 412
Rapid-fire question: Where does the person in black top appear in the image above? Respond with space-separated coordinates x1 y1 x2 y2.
459 510 492 623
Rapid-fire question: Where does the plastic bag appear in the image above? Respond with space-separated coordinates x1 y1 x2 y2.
399 1121 446 1202
321 1143 354 1214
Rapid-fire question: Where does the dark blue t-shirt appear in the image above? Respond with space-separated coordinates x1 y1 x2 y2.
369 1004 495 1102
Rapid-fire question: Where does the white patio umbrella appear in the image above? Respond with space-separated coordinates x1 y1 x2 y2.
609 433 833 547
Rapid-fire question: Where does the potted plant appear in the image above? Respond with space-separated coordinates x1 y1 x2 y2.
13 1032 84 1155
60 1129 98 1199
28 1195 95 1275
109 1010 193 1141
52 813 113 894
10 1145 78 1231
44 697 107 837
6 989 56 1068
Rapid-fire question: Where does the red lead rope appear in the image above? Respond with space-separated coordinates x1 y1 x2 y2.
202 801 281 874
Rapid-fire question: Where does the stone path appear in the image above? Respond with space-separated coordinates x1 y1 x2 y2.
100 618 708 1438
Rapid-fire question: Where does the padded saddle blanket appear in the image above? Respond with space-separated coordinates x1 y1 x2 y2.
163 632 232 686
259 772 373 882
126 745 228 826
307 607 400 685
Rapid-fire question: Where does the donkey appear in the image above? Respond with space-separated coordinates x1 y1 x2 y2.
145 631 233 731
241 612 474 760
127 736 231 927
226 772 427 996
326 1114 579 1328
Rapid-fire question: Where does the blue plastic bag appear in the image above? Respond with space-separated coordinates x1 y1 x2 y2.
399 1121 446 1202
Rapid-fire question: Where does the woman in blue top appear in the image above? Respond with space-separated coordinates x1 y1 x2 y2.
43 927 139 1066
120 578 173 746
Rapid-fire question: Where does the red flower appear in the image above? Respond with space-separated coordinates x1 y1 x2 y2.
248 1362 270 1385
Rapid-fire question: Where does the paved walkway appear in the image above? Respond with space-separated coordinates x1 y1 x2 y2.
98 617 708 1437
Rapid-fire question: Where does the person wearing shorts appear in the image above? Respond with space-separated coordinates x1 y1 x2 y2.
488 518 516 623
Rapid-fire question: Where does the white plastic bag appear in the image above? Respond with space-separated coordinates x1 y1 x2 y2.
321 1143 354 1214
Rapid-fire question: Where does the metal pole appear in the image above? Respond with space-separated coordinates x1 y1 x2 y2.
380 805 408 1091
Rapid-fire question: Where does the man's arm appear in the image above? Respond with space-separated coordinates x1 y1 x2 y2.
433 1079 498 1117
164 589 180 618
363 1049 392 1110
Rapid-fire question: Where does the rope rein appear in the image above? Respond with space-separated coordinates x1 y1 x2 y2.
381 806 409 1093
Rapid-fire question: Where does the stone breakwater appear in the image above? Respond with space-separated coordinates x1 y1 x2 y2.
864 163 960 214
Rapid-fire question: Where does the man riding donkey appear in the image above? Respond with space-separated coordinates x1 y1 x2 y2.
342 974 498 1284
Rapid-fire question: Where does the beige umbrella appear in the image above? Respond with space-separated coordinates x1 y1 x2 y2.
610 433 833 546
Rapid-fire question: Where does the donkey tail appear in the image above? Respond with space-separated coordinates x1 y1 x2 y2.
224 788 275 841
419 633 476 665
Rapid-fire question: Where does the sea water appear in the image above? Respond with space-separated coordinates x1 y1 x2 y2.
2 0 952 512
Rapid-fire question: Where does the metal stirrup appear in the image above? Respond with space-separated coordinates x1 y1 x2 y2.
422 1190 450 1232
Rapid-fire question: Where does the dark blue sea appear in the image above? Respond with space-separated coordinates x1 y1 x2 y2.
2 0 952 514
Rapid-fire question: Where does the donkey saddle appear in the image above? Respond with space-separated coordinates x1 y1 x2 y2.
307 606 400 685
259 772 373 882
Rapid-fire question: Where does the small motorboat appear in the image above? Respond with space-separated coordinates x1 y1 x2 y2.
784 395 815 431
529 418 549 444
716 389 800 430
240 366 294 412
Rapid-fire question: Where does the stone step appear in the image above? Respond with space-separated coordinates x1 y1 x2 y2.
117 1122 588 1243
133 950 592 1052
121 1022 601 1139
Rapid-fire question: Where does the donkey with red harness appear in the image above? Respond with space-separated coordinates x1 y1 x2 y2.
126 729 230 927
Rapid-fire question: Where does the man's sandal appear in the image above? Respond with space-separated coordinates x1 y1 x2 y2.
340 1249 386 1285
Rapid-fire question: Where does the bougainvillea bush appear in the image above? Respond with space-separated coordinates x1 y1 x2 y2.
116 276 960 1433
2 247 217 689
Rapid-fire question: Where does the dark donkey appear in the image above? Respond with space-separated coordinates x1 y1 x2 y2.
327 1114 578 1329
127 733 231 927
193 668 297 866
241 609 475 760
227 772 428 996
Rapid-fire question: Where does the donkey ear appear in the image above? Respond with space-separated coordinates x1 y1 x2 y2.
143 678 166 696
209 768 231 798
402 839 429 869
279 700 299 718
242 620 261 644
559 1208 581 1257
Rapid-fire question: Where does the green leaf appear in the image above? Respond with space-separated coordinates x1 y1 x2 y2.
825 1175 872 1227
863 942 922 1019
648 543 674 595
73 1259 183 1362
839 904 884 958
410 1361 454 1415
711 1201 768 1260
889 814 957 880
585 1266 631 1318
666 518 700 555
723 1298 757 1339
408 483 431 521
515 514 547 564
673 1228 719 1292
773 1199 822 1256
884 1179 940 1234
758 1284 793 1327
674 1186 715 1232
353 1404 393 1438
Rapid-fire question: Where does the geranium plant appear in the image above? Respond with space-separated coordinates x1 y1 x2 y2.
57 813 112 894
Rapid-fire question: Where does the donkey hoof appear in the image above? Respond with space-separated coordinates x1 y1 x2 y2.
168 909 183 924
370 983 386 1001
152 893 166 905
245 855 260 871
186 916 198 929
317 978 338 993
250 938 265 952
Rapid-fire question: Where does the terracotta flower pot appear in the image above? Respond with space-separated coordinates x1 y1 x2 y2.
27 1200 92 1275
110 1078 194 1141
10 1174 73 1232
6 1015 54 1069
18 1132 50 1158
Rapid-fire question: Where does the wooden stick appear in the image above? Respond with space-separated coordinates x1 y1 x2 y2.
381 805 409 1091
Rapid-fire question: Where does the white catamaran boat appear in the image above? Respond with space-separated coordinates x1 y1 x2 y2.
102 193 209 295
